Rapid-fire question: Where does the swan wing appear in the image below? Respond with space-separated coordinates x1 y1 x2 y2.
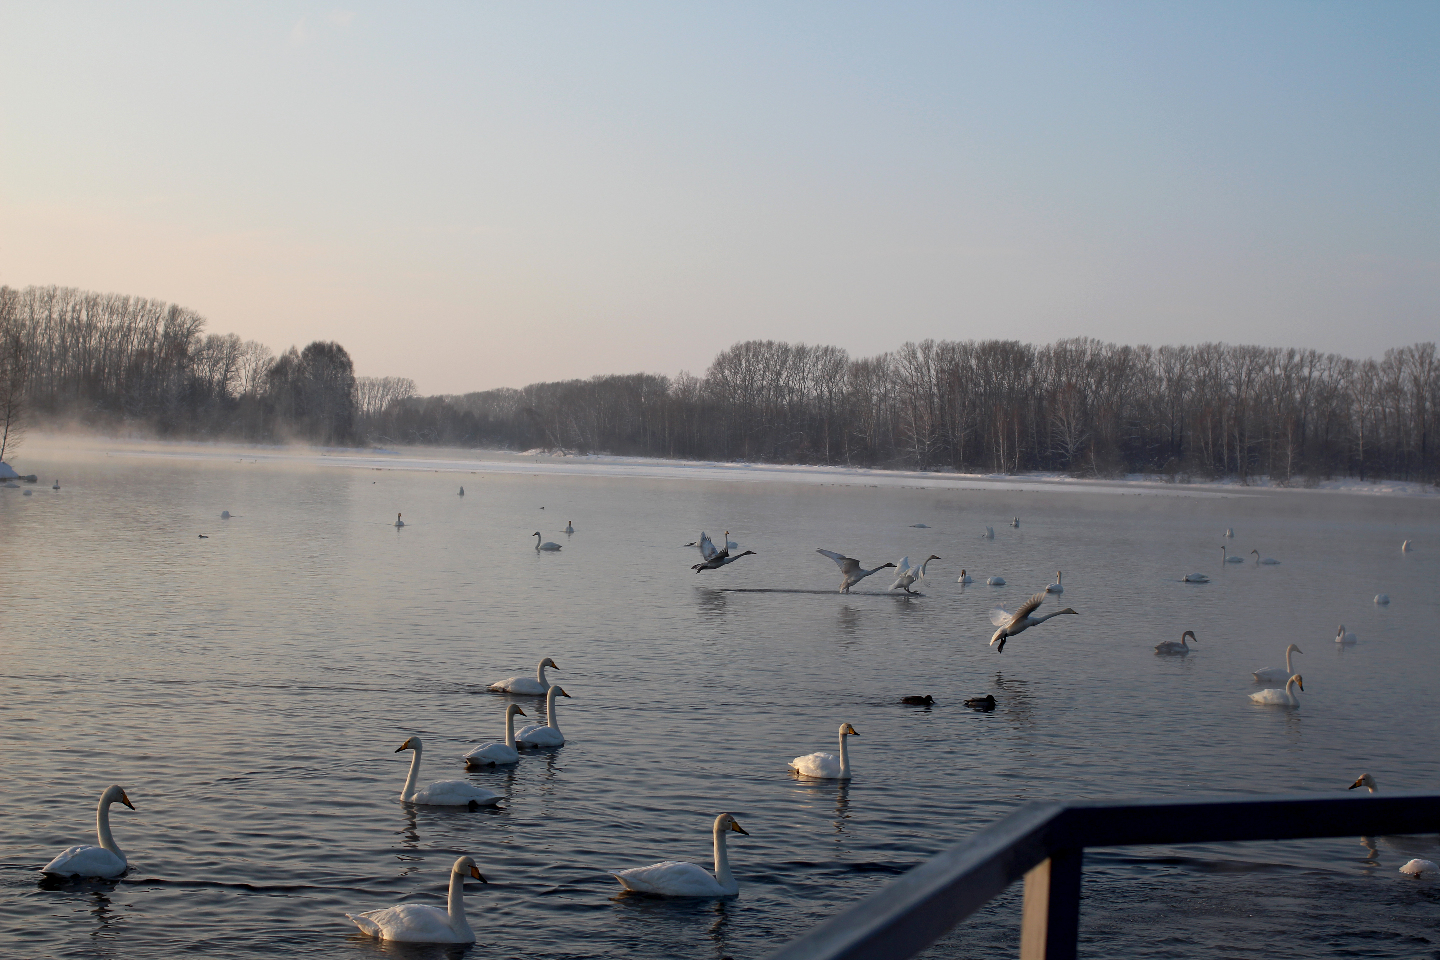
698 532 718 560
1012 592 1046 624
516 725 564 746
464 742 519 765
989 606 1013 627
815 548 850 570
612 860 726 897
1252 667 1287 682
348 904 471 943
789 751 842 778
1249 688 1286 704
412 780 500 806
894 557 913 578
42 844 126 878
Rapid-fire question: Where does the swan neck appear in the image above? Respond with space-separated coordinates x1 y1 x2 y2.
1287 680 1300 706
96 794 123 859
838 730 851 777
713 823 735 890
402 745 422 800
536 661 549 686
546 688 562 734
504 710 517 748
1284 648 1292 672
447 864 473 935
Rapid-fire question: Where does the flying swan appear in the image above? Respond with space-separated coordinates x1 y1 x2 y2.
395 736 501 807
488 657 559 695
989 592 1079 652
790 723 859 779
347 855 486 943
890 555 941 594
464 704 528 766
515 685 571 748
816 550 896 593
533 532 562 551
1250 674 1303 707
693 531 757 572
1155 631 1197 655
610 814 749 897
1253 644 1303 683
41 785 136 878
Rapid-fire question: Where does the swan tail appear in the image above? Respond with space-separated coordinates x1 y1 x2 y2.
347 913 383 938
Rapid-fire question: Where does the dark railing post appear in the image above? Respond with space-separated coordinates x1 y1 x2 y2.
1019 847 1082 960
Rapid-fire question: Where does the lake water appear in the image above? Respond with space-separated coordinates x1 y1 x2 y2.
2 441 1437 960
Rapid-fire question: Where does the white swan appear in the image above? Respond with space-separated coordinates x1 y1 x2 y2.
565 520 574 533
1010 517 1019 527
488 657 558 695
1251 549 1280 565
515 685 571 748
347 855 486 943
790 723 859 779
394 513 405 528
1374 594 1390 605
220 510 231 519
1253 644 1303 683
957 569 974 584
1336 624 1358 644
1046 571 1063 594
816 549 896 593
989 593 1079 652
1401 540 1412 552
1182 573 1210 583
1224 527 1234 538
611 814 749 897
41 786 135 878
982 526 995 540
464 705 528 767
1155 630 1197 655
533 532 561 551
1349 773 1378 794
987 576 1006 586
1250 674 1303 707
1221 546 1244 563
395 737 500 807
890 555 941 594
1400 859 1438 877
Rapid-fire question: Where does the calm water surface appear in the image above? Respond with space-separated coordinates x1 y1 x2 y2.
1 444 1438 960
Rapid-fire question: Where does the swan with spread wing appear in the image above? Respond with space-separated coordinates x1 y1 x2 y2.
989 592 1079 652
816 549 896 593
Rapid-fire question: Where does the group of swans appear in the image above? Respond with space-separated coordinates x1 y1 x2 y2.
890 555 940 594
692 531 756 572
988 592 1079 652
816 549 895 593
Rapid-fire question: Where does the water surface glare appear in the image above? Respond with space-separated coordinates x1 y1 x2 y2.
2 446 1438 959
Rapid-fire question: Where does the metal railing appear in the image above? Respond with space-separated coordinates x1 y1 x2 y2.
766 793 1440 960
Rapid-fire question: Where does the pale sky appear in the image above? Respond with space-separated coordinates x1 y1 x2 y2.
2 2 1437 394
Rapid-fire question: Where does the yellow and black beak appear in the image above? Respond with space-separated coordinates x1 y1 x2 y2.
394 742 410 753
470 866 487 883
559 689 573 698
120 792 135 810
730 820 749 836
1348 778 1364 790
515 708 528 717
845 724 859 736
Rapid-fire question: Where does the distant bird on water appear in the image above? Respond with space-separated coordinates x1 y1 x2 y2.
52 479 60 490
1401 540 1412 552
964 695 997 711
565 520 574 533
1251 549 1280 565
394 513 405 528
900 695 934 706
1155 630 1196 655
459 486 464 496
989 592 1079 652
533 532 561 551
1046 572 1063 594
816 549 896 593
957 569 973 584
1010 517 1019 528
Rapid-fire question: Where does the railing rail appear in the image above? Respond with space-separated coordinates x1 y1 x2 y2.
766 792 1440 960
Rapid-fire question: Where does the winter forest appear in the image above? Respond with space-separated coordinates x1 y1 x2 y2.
2 284 1436 483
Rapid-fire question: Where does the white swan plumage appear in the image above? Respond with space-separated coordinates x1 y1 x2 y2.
1400 859 1438 877
1348 773 1378 794
1155 630 1197 655
986 576 1006 586
988 592 1079 652
1250 674 1303 707
611 814 749 897
533 532 561 551
1010 517 1019 527
1182 573 1210 583
1251 549 1280 565
1374 594 1390 605
464 704 527 766
220 510 231 519
1224 527 1234 538
890 555 940 594
789 723 859 779
957 569 974 584
1046 571 1063 593
1401 540 1412 552
488 657 558 695
347 855 486 943
395 737 500 806
1253 643 1302 683
515 685 571 747
41 785 135 878
816 549 895 593
982 526 995 540
1336 624 1358 644
1221 546 1243 563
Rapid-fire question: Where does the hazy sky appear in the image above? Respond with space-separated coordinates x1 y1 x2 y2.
2 3 1437 393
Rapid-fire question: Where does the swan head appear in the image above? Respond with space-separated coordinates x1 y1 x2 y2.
715 813 749 836
533 531 542 537
395 736 422 753
1056 608 1079 616
1182 630 1197 642
1250 549 1259 556
1287 643 1303 655
101 785 135 810
550 686 572 699
840 723 859 737
453 855 487 883
1288 674 1304 692
926 554 942 562
506 704 528 718
540 657 559 670
881 562 896 569
1349 773 1377 792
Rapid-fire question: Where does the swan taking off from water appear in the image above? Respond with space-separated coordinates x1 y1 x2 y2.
989 592 1079 652
1250 674 1303 707
1155 630 1197 655
1349 773 1378 794
1251 549 1280 565
957 569 974 584
1011 517 1019 527
1253 644 1302 683
533 532 561 551
693 531 756 572
347 855 486 943
488 657 558 695
816 549 895 593
611 814 749 897
515 685 571 748
1336 624 1358 644
465 705 528 766
790 723 859 779
395 737 500 807
890 555 941 594
1374 594 1390 605
1222 546 1244 563
1400 859 1438 877
1046 572 1063 594
42 786 135 878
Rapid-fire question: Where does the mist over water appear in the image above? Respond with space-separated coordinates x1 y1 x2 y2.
1 443 1437 959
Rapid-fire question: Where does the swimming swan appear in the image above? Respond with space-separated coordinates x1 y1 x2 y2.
1224 528 1234 538
1401 540 1412 552
464 705 528 766
987 576 1006 586
394 513 405 528
489 658 559 695
1250 674 1303 707
347 855 486 943
1349 773 1378 794
1155 630 1197 655
1400 859 1438 877
1221 546 1244 563
611 814 749 897
41 785 135 878
1251 549 1280 565
816 549 896 593
395 737 500 807
533 532 561 551
1182 573 1210 583
957 569 974 584
890 555 941 594
1253 644 1303 683
515 685 571 748
1336 624 1358 644
989 592 1079 652
1374 594 1390 605
1010 517 1020 527
790 723 859 779
1046 572 1063 594
982 526 995 540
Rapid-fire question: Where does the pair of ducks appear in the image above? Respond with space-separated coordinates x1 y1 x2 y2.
901 694 997 711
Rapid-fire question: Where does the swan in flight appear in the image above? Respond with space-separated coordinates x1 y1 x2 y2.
1010 517 1019 527
488 657 558 695
1349 773 1378 794
989 592 1079 652
395 737 500 807
982 526 995 540
1400 859 1438 877
965 694 997 711
1046 572 1063 594
1221 546 1244 563
565 520 574 533
1250 674 1303 707
1251 549 1280 565
1374 594 1390 605
1253 644 1303 683
1182 573 1210 583
42 786 135 878
464 705 528 767
515 685 571 748
890 555 941 594
347 855 486 943
790 723 859 779
901 695 935 705
693 531 757 572
986 576 1006 586
816 550 896 593
611 814 749 897
1155 630 1197 655
394 513 405 528
957 569 974 584
687 532 739 554
533 532 562 551
1336 624 1358 644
